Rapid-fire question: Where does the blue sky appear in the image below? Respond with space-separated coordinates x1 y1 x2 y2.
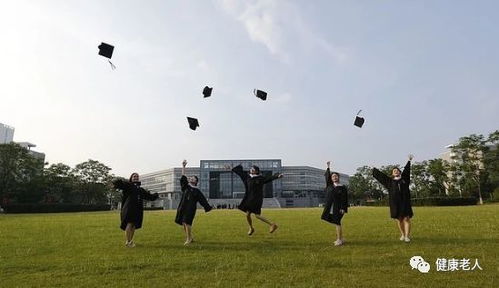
1 0 498 176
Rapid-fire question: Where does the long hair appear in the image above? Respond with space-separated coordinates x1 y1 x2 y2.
129 172 139 182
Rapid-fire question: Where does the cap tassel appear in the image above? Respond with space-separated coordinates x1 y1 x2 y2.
356 109 362 116
108 60 116 70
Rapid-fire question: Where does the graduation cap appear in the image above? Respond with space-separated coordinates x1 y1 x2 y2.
203 86 213 98
98 42 116 70
254 89 267 101
354 110 365 128
187 117 199 130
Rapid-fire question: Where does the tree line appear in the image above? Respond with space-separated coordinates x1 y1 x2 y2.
348 130 499 204
0 143 121 206
1 130 498 207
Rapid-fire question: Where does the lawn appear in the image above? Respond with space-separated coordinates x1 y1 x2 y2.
0 205 497 287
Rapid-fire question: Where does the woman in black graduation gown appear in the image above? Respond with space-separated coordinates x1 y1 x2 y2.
372 154 414 242
113 173 159 247
175 160 212 245
321 161 348 246
227 164 283 236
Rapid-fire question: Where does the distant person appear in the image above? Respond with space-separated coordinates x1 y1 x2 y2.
175 160 213 245
321 161 348 246
372 154 414 242
113 173 159 247
225 164 283 235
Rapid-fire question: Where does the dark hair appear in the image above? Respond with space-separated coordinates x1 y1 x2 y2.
331 172 340 178
251 165 260 174
193 176 199 182
129 172 139 182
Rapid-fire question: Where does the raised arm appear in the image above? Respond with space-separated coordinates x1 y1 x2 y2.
401 155 413 182
181 159 187 176
231 164 249 183
180 160 188 191
325 161 333 187
372 167 390 189
180 175 188 191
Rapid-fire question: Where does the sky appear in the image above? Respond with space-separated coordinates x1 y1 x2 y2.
1 0 498 177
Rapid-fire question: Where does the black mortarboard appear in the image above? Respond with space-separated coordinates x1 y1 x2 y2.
254 89 267 101
187 117 199 130
98 43 114 58
203 86 213 98
98 42 116 69
354 110 365 128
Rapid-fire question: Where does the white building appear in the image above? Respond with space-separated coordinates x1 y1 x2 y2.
0 123 15 144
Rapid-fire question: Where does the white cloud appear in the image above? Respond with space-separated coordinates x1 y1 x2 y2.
216 0 348 64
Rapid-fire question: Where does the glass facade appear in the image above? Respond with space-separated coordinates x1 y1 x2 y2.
200 160 282 199
139 159 350 209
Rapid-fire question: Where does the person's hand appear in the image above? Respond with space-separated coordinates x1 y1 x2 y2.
408 154 414 161
278 173 284 178
327 161 331 168
339 209 345 214
182 160 187 167
224 164 233 170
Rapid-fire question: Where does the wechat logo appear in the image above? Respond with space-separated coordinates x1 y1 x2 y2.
410 256 431 273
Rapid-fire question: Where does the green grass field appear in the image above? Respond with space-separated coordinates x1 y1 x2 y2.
0 205 498 287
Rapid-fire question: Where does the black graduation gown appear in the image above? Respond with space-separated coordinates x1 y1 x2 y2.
321 168 349 225
175 176 212 226
372 161 414 219
113 179 159 230
232 165 280 215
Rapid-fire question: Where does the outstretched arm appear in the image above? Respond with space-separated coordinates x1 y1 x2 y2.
140 188 159 201
112 178 125 190
263 173 283 184
180 160 188 191
112 178 131 192
231 164 249 183
372 167 390 189
401 155 413 182
325 161 333 187
181 159 187 176
197 192 212 212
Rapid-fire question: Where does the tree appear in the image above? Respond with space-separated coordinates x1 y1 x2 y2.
410 161 431 198
451 134 487 204
73 159 113 204
483 130 499 199
0 143 45 203
427 159 449 196
348 165 384 202
43 163 77 203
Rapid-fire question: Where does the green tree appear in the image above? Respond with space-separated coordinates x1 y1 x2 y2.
483 130 499 199
427 159 449 196
73 159 113 204
410 161 431 198
451 134 487 204
43 163 77 203
0 143 44 203
348 165 385 202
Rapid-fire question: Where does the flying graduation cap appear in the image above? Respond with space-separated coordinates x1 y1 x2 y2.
354 110 365 128
254 89 267 101
187 117 199 130
98 42 116 70
203 86 213 98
